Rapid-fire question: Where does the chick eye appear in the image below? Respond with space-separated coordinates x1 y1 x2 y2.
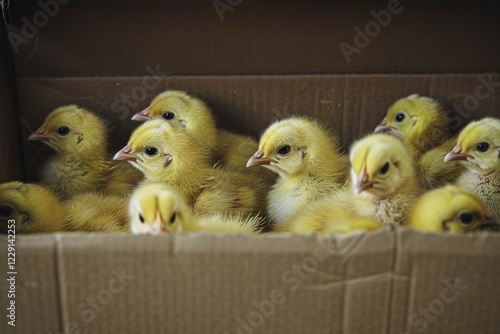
0 206 12 217
458 212 474 225
139 213 145 224
475 142 490 153
277 145 291 156
380 162 390 175
144 146 158 156
57 126 70 136
395 113 406 123
170 212 176 224
162 112 175 120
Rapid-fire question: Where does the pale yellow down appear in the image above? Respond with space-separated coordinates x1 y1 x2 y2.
446 117 500 217
408 185 499 233
275 195 383 234
0 182 66 233
139 90 268 176
381 94 451 155
29 105 142 199
0 182 129 234
250 117 349 225
128 182 262 234
63 192 130 233
119 119 269 218
376 94 464 189
278 133 421 233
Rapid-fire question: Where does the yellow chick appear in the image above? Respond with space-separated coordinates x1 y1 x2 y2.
28 105 142 199
347 133 422 226
444 117 500 217
278 133 421 232
0 182 129 233
63 193 130 233
274 196 383 234
131 90 265 173
128 183 262 235
374 94 463 189
0 182 66 233
246 117 349 225
408 185 500 233
115 119 269 218
132 90 218 151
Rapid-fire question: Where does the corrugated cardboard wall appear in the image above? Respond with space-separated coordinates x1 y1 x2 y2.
16 74 500 182
0 236 60 334
1 230 500 334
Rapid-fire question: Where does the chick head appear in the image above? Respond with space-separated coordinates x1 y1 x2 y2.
246 117 340 178
350 133 413 197
114 119 209 182
0 182 65 233
131 90 218 151
28 105 107 155
409 185 500 233
375 95 450 154
444 117 500 174
128 183 193 235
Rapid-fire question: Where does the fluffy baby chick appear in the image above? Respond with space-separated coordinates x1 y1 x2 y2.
375 94 451 155
274 196 383 234
374 94 463 189
444 117 500 217
0 182 66 233
0 182 129 233
115 120 269 218
129 183 262 235
246 117 349 225
408 185 500 233
63 193 130 233
278 133 421 232
28 105 142 199
347 133 422 226
132 90 218 152
131 90 265 174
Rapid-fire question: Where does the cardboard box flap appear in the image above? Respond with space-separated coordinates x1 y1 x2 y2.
2 230 500 333
45 231 394 333
0 235 60 334
390 229 500 334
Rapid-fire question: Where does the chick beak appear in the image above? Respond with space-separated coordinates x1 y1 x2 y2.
374 117 396 133
131 107 151 122
474 213 500 232
150 212 167 235
28 125 50 141
355 168 374 195
246 148 276 168
444 145 475 162
113 145 139 162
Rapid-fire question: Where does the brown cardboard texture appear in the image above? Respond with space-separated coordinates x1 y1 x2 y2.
1 1 500 334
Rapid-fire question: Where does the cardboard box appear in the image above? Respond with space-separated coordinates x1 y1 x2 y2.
1 1 500 333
